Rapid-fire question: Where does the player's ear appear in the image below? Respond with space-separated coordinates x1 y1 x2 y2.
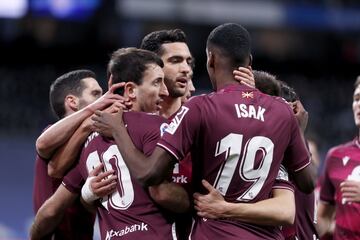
64 94 79 112
107 74 113 89
248 54 253 67
208 51 214 68
124 82 137 100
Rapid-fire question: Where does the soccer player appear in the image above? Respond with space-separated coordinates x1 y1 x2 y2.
253 71 319 239
32 69 125 239
93 23 315 239
317 76 360 239
30 48 188 240
140 30 256 240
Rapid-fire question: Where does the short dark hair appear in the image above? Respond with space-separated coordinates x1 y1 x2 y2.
49 69 96 119
107 47 164 86
253 70 281 97
207 23 251 68
279 81 299 102
354 76 360 89
140 29 187 56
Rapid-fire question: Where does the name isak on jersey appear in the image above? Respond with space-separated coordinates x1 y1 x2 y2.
166 106 189 135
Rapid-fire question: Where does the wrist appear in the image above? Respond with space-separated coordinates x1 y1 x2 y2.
81 176 99 204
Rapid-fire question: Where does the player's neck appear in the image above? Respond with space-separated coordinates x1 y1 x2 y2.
215 71 239 91
159 96 182 119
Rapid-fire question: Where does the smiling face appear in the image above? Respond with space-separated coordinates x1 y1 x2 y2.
353 85 360 128
160 42 193 98
134 63 168 113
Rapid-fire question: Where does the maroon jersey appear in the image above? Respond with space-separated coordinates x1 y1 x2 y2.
33 127 94 240
158 84 310 239
168 111 192 191
320 138 360 239
63 111 176 240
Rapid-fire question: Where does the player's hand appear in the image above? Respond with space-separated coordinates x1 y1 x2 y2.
340 180 360 203
292 100 308 133
193 179 226 219
87 82 127 113
106 99 132 114
233 66 255 88
91 109 125 138
89 163 117 198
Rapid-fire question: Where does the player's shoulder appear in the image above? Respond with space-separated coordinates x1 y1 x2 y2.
327 139 356 157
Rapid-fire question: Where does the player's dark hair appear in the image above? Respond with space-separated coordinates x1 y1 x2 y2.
140 29 187 56
49 69 96 119
354 75 360 89
207 23 251 68
279 81 299 102
107 47 164 87
253 70 281 97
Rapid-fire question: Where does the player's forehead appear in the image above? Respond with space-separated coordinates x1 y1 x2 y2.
161 42 192 59
141 63 164 82
354 86 360 97
82 77 100 89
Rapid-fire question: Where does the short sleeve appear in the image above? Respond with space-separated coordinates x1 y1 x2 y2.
157 98 202 160
283 115 311 173
62 164 84 194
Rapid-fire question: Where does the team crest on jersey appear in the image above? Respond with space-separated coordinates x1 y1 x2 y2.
166 106 189 135
242 91 254 98
159 123 169 137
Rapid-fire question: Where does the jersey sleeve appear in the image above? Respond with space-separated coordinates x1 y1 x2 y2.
319 150 336 204
282 114 311 173
272 165 295 192
142 116 168 157
62 163 84 194
157 98 202 161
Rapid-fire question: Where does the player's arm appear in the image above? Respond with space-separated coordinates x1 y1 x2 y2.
316 201 335 237
47 116 92 178
48 101 126 178
92 110 176 187
30 185 77 239
149 181 190 213
36 83 125 159
285 101 316 193
194 179 295 226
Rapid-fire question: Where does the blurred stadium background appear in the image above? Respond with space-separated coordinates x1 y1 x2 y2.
1 0 360 238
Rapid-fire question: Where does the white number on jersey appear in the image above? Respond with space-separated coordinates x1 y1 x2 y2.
214 133 274 201
86 145 134 210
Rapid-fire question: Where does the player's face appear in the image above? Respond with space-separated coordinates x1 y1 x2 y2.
353 86 360 128
136 63 168 113
160 42 193 98
181 78 195 104
78 78 103 109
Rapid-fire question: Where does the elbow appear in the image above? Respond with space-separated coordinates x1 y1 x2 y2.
282 209 295 226
47 163 63 179
138 167 166 187
36 138 50 159
275 205 295 226
138 173 163 188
